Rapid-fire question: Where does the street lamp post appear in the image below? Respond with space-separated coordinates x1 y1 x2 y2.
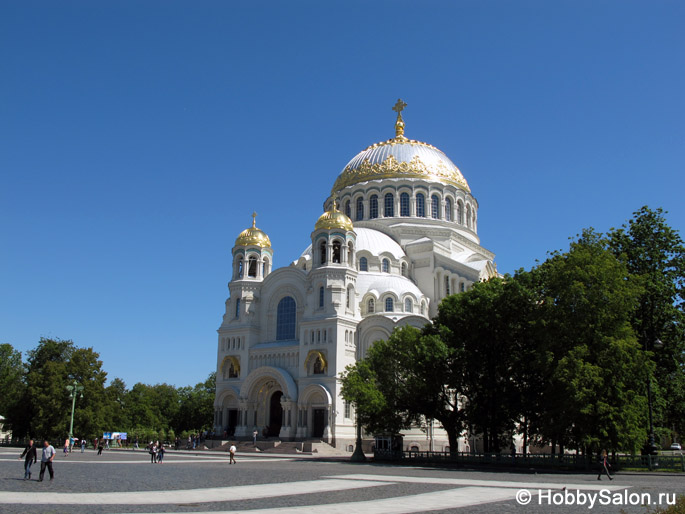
66 380 84 445
350 407 366 462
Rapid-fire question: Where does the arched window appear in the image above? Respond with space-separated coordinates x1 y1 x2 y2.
401 262 407 277
382 258 390 273
384 193 394 217
400 192 410 216
445 198 452 221
460 282 466 293
235 298 241 318
248 257 257 277
466 205 472 228
332 240 342 263
367 298 375 314
431 195 440 219
416 193 426 217
319 240 327 265
276 296 296 340
346 288 351 309
359 257 368 271
445 276 451 296
457 201 464 224
237 257 244 278
319 286 324 308
369 195 378 219
385 297 394 312
404 298 412 313
421 301 426 315
262 258 269 277
356 197 364 220
344 200 351 218
473 210 477 229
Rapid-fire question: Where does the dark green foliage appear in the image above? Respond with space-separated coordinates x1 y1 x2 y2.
344 219 673 454
608 206 685 440
2 338 215 442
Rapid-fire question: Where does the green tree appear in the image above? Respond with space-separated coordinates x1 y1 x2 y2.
537 229 649 453
341 326 465 453
0 343 27 436
608 206 685 439
434 275 541 453
23 338 110 441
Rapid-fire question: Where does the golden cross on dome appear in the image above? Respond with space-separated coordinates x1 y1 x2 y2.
330 192 338 211
392 98 407 114
392 98 407 140
251 212 257 227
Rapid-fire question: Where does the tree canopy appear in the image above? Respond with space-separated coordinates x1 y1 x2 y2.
1 338 215 443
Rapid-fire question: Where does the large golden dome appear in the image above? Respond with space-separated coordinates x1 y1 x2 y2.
315 200 354 232
235 213 271 248
331 99 470 193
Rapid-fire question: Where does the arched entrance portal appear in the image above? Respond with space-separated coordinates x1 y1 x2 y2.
268 391 283 437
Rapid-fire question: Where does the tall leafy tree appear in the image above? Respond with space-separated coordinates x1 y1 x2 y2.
608 206 685 438
0 343 28 435
435 275 541 453
24 338 109 441
341 326 465 451
537 229 649 453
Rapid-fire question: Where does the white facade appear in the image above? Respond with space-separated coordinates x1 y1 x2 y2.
214 108 497 450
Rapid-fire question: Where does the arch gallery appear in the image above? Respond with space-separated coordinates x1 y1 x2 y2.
214 101 498 451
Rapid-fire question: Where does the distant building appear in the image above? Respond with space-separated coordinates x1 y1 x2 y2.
214 101 497 451
0 416 11 443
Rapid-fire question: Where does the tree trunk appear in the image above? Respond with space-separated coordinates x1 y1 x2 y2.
483 427 489 453
522 419 528 457
446 429 459 457
551 437 556 456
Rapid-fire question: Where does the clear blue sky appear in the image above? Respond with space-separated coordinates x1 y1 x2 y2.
1 1 683 388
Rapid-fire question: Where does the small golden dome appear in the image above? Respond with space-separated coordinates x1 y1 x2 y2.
235 212 271 248
315 198 354 232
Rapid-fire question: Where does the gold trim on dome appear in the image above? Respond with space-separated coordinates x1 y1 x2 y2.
331 151 471 193
235 212 272 248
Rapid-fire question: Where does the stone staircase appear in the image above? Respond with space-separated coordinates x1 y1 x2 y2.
209 438 347 456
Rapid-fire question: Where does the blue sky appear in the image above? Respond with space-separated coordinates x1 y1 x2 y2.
1 1 683 388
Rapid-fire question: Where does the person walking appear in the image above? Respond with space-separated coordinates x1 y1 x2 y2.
597 449 613 480
134 437 139 450
19 440 37 480
149 441 157 464
38 440 55 482
158 443 165 463
97 440 104 456
229 443 237 465
80 439 86 453
63 438 69 457
253 429 258 447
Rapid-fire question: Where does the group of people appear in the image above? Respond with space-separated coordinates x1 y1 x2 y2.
18 440 56 482
147 441 166 463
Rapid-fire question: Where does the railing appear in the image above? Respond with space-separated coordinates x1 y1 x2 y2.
374 449 685 472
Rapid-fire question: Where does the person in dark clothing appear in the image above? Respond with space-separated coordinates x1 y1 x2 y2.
597 449 613 480
19 440 37 480
97 441 104 455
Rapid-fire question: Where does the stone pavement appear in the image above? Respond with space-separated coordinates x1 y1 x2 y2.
0 447 681 513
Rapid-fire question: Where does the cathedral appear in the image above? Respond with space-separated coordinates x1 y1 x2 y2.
213 101 498 451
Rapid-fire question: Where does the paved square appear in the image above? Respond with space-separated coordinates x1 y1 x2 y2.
0 448 680 513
